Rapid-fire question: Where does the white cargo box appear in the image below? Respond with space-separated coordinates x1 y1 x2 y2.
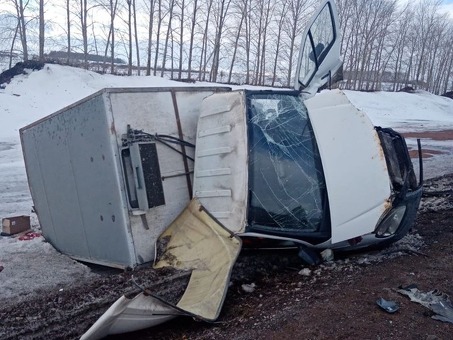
20 87 229 268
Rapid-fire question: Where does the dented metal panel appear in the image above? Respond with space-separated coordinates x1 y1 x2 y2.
80 293 181 340
82 199 241 339
304 90 391 242
154 198 242 320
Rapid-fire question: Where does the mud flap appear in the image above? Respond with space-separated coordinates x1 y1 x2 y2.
81 198 242 339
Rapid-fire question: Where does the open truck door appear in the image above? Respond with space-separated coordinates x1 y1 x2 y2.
295 0 342 94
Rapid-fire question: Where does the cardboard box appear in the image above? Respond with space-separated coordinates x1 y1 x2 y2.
2 216 31 235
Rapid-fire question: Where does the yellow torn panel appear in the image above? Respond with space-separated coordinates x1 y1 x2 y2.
154 198 242 321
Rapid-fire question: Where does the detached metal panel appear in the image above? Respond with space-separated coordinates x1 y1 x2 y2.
20 86 230 268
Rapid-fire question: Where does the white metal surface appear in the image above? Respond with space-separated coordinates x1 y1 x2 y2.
305 90 391 243
80 293 180 340
193 91 248 233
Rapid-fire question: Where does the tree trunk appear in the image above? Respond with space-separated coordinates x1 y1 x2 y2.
153 0 162 76
199 0 213 81
161 0 175 77
271 1 287 87
227 13 245 84
146 0 156 76
9 23 19 68
187 0 198 79
16 0 28 61
127 0 133 75
133 0 140 75
67 0 71 64
210 0 232 82
80 0 88 69
178 0 185 79
39 0 44 61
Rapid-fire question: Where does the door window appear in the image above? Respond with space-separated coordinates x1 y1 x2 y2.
299 3 336 88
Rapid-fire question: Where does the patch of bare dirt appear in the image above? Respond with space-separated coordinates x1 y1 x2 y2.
402 130 453 141
0 175 452 340
404 130 453 159
409 148 443 158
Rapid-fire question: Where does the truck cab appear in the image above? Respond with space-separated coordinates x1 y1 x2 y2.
193 0 422 252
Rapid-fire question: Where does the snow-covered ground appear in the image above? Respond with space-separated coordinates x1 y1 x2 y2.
0 64 452 304
344 89 453 179
344 89 453 133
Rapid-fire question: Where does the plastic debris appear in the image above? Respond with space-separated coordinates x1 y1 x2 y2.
397 285 453 324
376 297 399 313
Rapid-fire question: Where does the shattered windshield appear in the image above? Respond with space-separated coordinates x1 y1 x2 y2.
246 92 328 236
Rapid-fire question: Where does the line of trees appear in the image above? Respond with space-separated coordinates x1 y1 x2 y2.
0 0 452 93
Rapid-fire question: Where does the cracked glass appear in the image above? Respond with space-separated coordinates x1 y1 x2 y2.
246 92 328 236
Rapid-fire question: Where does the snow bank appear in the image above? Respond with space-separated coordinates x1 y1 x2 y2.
0 235 97 304
344 89 453 132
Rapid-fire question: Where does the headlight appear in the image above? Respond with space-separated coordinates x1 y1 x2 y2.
375 205 407 237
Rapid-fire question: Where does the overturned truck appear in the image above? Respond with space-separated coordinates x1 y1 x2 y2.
20 1 423 338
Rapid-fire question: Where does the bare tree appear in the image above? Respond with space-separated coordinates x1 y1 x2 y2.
271 0 288 86
109 0 118 73
255 0 273 85
12 0 28 61
161 0 176 77
8 22 20 68
199 0 213 81
177 0 185 79
79 0 89 68
39 0 44 61
153 0 162 76
187 0 199 79
98 0 119 73
132 0 140 75
127 0 132 75
145 0 156 75
66 0 71 63
210 0 232 82
282 0 312 87
227 0 245 84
